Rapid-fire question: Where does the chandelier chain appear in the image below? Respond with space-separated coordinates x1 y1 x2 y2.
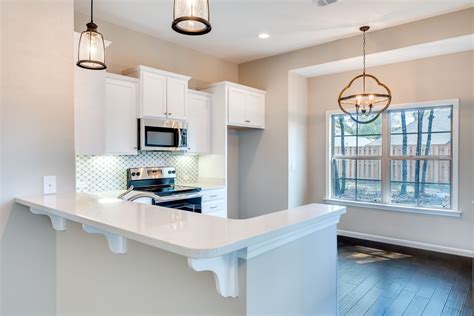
362 28 366 92
363 29 366 75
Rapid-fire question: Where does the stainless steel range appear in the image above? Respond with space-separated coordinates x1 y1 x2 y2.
119 166 202 213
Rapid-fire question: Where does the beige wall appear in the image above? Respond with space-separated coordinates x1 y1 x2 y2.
74 12 238 89
308 51 473 253
1 1 75 314
288 73 308 208
238 8 473 235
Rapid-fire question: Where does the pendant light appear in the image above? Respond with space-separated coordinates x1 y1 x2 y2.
77 0 107 70
338 26 391 124
172 0 212 35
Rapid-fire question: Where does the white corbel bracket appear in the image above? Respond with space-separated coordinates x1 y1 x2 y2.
30 208 66 231
187 251 240 298
82 224 127 254
187 217 342 298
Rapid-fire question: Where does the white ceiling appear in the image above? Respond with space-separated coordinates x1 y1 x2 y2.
74 0 473 64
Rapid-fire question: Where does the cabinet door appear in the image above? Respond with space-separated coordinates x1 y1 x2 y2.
166 77 187 120
74 67 106 155
141 71 167 118
245 92 265 128
227 87 246 125
106 78 138 154
187 94 210 154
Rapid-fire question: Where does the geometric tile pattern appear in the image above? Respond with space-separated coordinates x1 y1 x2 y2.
76 152 199 192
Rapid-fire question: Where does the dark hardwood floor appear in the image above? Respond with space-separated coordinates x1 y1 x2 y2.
337 237 472 316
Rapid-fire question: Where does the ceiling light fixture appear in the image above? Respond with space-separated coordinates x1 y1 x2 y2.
77 0 107 70
258 33 270 39
338 26 391 124
172 0 212 36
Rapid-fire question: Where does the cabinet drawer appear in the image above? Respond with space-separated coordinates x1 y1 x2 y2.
206 210 227 218
202 189 226 203
202 200 226 214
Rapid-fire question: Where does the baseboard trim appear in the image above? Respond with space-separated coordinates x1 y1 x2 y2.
337 229 474 258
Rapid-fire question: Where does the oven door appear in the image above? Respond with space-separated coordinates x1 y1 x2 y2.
139 119 188 151
154 196 202 213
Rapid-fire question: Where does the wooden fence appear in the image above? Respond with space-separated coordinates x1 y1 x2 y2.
333 144 451 184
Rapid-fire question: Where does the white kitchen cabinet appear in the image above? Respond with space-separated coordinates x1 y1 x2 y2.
105 74 139 155
207 81 265 129
201 187 227 218
245 91 265 127
227 87 246 125
187 90 211 154
75 72 138 156
166 77 187 120
123 65 190 120
141 71 167 118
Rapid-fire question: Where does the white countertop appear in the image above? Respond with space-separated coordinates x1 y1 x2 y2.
15 192 345 259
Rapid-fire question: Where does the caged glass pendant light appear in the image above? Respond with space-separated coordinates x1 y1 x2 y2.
172 0 212 35
77 0 107 70
338 26 391 124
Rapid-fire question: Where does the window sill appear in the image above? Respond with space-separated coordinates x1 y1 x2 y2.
323 198 462 218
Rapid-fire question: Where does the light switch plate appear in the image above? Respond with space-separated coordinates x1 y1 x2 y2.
43 176 57 194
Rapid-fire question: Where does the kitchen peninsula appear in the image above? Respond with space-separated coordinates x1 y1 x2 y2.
15 193 345 315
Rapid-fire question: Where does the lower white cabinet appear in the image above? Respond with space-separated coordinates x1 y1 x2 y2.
201 188 227 218
105 74 139 155
187 90 211 154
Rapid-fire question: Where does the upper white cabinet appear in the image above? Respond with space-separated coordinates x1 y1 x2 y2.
105 74 139 155
167 77 187 119
74 70 138 155
207 82 265 129
245 91 265 127
123 65 190 120
227 87 247 125
187 90 211 154
141 71 166 118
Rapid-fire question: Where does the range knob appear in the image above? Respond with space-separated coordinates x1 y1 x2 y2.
131 172 136 177
136 172 141 176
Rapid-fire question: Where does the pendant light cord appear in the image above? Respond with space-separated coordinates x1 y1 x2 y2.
91 0 94 23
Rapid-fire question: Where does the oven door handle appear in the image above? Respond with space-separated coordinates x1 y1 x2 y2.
154 192 203 203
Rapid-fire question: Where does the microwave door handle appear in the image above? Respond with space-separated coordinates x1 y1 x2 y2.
177 128 182 148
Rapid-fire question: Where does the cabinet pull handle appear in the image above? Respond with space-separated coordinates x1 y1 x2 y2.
210 195 217 198
245 120 250 123
210 206 218 209
168 113 172 115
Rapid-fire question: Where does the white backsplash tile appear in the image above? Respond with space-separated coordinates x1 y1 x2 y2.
76 152 199 193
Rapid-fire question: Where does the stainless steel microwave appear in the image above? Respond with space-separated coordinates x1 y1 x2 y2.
139 118 188 151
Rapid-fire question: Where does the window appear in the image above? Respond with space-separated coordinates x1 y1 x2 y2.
327 100 459 213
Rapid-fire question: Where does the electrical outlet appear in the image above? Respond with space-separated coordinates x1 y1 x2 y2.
43 176 57 194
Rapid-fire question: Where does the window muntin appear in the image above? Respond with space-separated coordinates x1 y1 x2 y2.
331 115 382 203
329 103 455 211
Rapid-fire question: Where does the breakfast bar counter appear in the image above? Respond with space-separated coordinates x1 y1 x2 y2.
16 192 345 314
